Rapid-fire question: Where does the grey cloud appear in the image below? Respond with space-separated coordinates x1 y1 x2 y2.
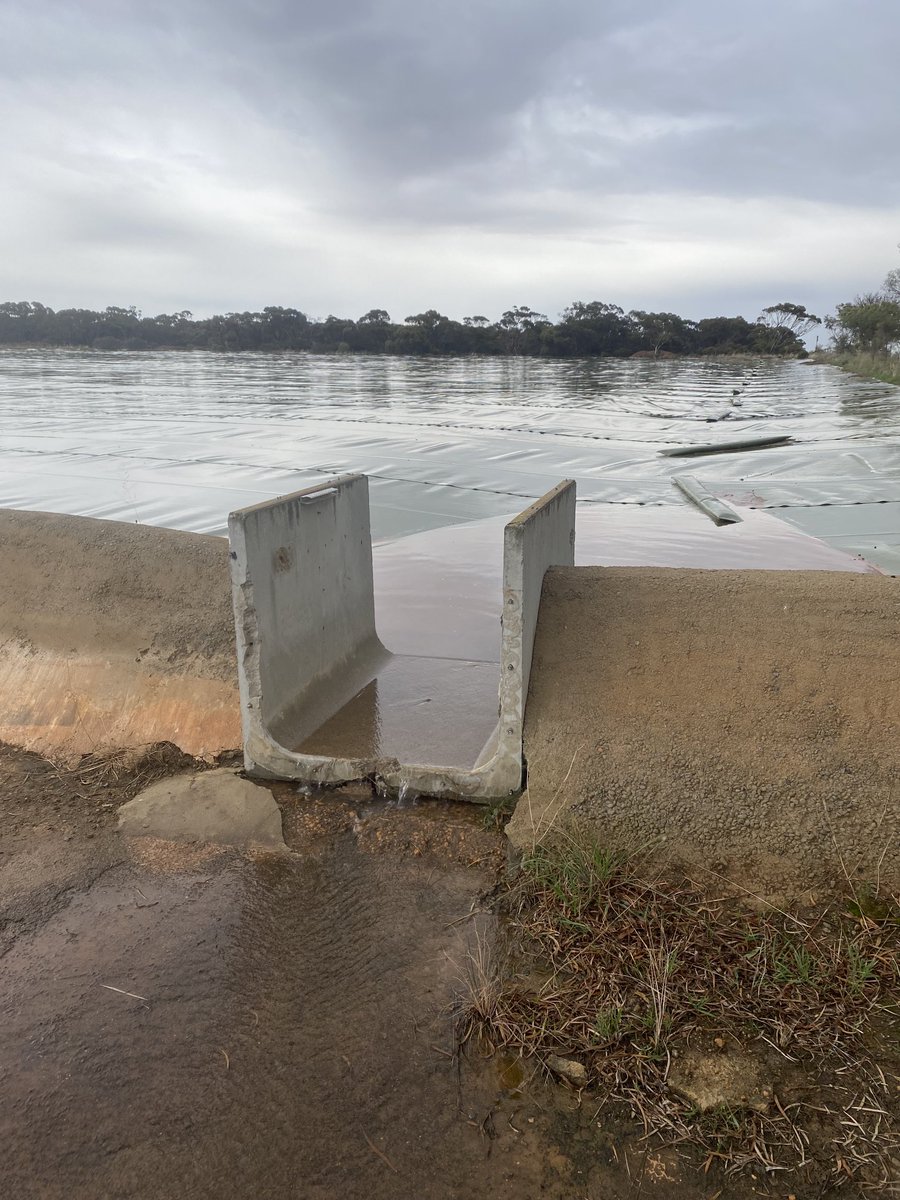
8 0 898 211
189 0 900 212
0 0 898 317
204 0 621 180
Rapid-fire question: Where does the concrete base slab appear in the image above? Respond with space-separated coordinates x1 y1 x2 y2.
291 655 500 769
118 769 286 851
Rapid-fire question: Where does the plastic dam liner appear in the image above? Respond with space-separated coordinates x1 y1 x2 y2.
0 351 898 571
0 352 896 785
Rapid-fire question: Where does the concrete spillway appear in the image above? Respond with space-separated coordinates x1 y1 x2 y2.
228 476 578 799
0 495 878 791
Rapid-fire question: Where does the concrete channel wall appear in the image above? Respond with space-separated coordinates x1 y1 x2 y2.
229 476 576 800
495 481 577 789
229 475 389 782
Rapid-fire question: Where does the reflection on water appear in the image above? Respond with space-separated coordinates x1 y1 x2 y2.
0 350 897 541
836 377 900 426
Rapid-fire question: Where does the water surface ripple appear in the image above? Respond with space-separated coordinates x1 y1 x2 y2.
0 351 897 563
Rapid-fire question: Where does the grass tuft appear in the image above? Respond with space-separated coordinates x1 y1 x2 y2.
816 350 900 387
519 834 627 918
457 831 900 1191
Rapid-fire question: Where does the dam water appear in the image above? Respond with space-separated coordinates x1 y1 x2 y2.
1 348 897 777
0 349 898 569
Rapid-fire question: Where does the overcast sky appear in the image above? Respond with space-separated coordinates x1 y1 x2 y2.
2 0 898 323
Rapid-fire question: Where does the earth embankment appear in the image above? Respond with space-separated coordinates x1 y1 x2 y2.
511 566 900 890
0 509 239 759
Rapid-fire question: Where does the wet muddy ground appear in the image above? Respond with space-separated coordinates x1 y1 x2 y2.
2 742 873 1200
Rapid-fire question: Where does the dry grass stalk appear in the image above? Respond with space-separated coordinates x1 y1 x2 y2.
52 741 197 800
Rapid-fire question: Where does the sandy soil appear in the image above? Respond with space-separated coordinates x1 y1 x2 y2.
512 566 900 892
0 508 234 672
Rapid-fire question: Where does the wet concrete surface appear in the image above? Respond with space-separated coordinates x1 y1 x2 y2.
3 745 709 1200
295 656 500 769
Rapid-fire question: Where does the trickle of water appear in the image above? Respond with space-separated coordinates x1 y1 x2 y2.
395 783 420 808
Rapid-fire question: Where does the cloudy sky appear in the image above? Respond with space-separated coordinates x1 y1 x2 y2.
2 0 898 324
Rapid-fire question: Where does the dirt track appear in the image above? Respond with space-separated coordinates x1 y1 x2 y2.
512 566 900 891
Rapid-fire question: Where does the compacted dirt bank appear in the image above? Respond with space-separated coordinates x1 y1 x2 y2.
0 509 239 760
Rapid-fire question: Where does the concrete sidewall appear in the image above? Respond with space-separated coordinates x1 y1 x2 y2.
229 477 577 800
497 482 577 789
229 475 380 732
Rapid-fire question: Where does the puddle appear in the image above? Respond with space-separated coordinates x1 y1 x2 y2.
0 746 759 1199
496 1053 526 1096
0 803 541 1199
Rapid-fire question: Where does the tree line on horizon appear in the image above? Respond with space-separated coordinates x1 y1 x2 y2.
0 299 825 358
827 263 900 356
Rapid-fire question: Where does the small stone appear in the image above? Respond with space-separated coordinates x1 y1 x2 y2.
118 769 286 851
668 1047 771 1113
546 1054 587 1087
